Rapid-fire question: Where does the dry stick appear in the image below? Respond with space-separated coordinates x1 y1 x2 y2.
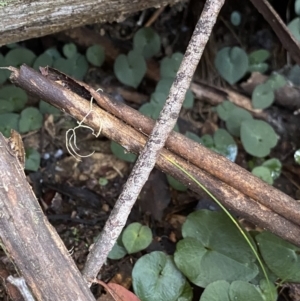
82 0 225 281
8 66 300 247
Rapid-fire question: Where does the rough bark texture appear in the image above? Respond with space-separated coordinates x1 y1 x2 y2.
0 0 184 46
8 65 300 250
0 132 96 301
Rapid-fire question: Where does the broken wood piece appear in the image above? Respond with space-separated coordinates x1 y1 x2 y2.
0 133 96 301
7 65 300 248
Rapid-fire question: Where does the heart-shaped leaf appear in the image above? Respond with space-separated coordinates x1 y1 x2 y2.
166 175 187 192
33 53 53 70
25 148 41 171
288 17 300 42
86 45 105 67
267 73 286 90
174 210 258 287
252 166 273 185
240 119 278 157
261 158 282 180
108 236 127 260
5 48 36 67
216 101 236 121
122 222 152 254
0 113 19 137
160 52 183 78
19 107 43 133
0 85 28 111
132 251 189 301
110 141 137 163
215 47 249 84
63 43 77 59
114 50 146 88
252 82 274 109
133 27 161 59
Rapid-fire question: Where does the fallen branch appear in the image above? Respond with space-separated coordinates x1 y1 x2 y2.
7 65 300 250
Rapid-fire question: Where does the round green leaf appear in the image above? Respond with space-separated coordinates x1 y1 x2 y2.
98 177 108 186
114 50 146 88
110 141 137 163
288 17 300 42
122 222 152 254
225 107 253 137
0 99 14 113
108 237 127 260
19 107 43 133
213 129 237 162
256 231 300 282
166 175 187 192
63 43 77 59
240 119 278 157
216 101 237 121
214 47 249 85
200 280 230 301
252 166 273 185
229 281 265 301
33 53 53 70
0 54 10 85
200 134 214 148
185 131 202 144
86 45 105 67
230 11 241 26
295 149 300 164
252 82 275 109
5 48 36 67
25 148 41 171
0 85 28 111
0 113 19 137
44 48 62 60
133 27 161 59
174 210 258 287
132 251 187 301
160 52 183 78
261 158 282 180
248 62 269 74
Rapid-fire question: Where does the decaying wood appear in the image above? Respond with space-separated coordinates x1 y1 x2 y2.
0 133 96 301
0 0 184 46
7 65 300 249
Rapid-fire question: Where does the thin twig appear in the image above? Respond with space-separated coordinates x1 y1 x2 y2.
82 0 225 282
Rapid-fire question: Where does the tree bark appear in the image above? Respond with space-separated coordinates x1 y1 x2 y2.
0 0 184 46
0 133 96 301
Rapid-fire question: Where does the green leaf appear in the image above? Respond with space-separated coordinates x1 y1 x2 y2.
288 17 300 42
248 49 270 65
0 99 14 113
200 280 230 301
155 78 194 109
110 141 137 163
132 251 187 301
98 177 108 186
122 222 152 254
19 107 43 133
25 148 41 171
225 107 253 137
39 100 60 116
114 50 146 88
256 231 300 282
230 11 241 26
5 48 36 67
261 158 282 180
0 85 28 111
86 45 105 67
0 54 10 85
63 43 77 59
296 0 300 15
185 131 202 144
44 48 62 60
0 113 19 137
200 134 214 148
229 281 265 301
178 281 193 301
213 129 237 162
53 54 89 80
139 102 160 119
216 101 237 121
251 82 275 109
33 53 53 70
252 166 273 185
166 174 187 192
108 237 127 260
174 210 258 287
214 47 249 85
240 119 278 157
295 149 300 164
133 27 161 59
267 73 286 90
160 52 183 78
